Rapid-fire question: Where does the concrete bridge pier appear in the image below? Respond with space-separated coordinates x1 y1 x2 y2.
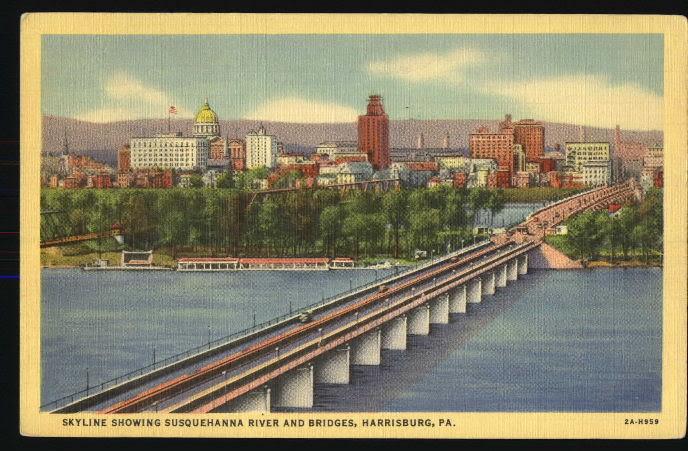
230 386 271 412
381 316 407 350
448 285 467 314
407 304 430 335
507 259 518 281
350 329 381 365
273 365 314 409
429 294 449 324
518 254 528 275
496 264 507 288
314 346 350 384
482 271 496 296
467 277 482 304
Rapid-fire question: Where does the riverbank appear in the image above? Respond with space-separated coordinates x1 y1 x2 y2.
545 235 663 268
41 247 420 269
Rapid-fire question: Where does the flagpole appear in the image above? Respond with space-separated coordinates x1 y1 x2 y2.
167 108 171 133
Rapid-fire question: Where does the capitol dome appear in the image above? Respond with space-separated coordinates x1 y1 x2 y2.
193 99 220 138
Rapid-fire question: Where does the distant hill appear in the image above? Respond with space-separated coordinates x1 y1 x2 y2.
42 115 663 164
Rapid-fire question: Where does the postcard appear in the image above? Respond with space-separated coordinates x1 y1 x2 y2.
20 13 687 438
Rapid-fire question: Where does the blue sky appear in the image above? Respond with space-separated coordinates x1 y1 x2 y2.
42 34 663 130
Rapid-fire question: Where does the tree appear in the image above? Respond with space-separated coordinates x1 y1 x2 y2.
258 198 281 256
342 213 368 259
409 208 441 255
320 205 342 257
189 174 204 188
618 206 640 259
605 216 625 263
216 172 234 189
382 190 408 258
468 188 491 226
566 211 607 262
486 189 506 226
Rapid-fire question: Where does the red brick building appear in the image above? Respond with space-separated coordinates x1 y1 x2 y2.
229 138 246 171
539 157 556 173
496 169 511 188
90 174 112 189
513 119 545 162
209 137 227 160
469 126 515 177
357 95 390 170
452 172 467 188
118 145 131 172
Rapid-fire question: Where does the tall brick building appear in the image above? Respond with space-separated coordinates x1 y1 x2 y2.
469 126 515 175
357 95 390 170
513 119 545 162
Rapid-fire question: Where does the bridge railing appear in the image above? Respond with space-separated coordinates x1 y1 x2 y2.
41 239 491 412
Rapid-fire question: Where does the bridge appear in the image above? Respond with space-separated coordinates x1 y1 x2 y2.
43 180 640 413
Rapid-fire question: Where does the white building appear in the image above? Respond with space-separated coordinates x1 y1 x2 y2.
565 142 611 172
246 125 279 169
129 100 221 171
643 145 663 169
315 141 361 160
130 132 209 171
336 161 374 184
581 160 612 187
202 169 225 188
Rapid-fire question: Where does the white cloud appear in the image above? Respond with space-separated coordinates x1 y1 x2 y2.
485 75 663 130
368 48 486 83
74 72 190 123
243 97 358 123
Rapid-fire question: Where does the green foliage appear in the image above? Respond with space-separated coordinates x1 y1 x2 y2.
189 174 204 188
40 185 535 262
553 190 663 265
216 172 234 189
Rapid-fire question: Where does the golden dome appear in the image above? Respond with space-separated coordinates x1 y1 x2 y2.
194 99 218 124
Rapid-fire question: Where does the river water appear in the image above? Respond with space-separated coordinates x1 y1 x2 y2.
41 267 661 412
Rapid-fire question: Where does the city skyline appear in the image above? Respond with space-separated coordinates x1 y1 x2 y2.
42 34 663 130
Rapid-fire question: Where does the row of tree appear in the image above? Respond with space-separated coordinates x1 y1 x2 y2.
41 186 509 260
563 188 663 263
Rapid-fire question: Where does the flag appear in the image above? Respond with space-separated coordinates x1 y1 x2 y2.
169 106 177 115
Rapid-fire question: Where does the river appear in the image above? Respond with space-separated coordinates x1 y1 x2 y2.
41 267 661 412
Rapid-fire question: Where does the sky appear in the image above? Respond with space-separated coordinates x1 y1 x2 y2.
42 34 663 130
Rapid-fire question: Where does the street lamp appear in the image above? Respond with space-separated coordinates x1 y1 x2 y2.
152 400 159 413
222 370 227 398
275 346 280 358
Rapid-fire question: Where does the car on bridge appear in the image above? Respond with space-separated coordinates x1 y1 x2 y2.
298 310 314 323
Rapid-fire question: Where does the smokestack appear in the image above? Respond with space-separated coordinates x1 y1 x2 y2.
416 132 425 149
